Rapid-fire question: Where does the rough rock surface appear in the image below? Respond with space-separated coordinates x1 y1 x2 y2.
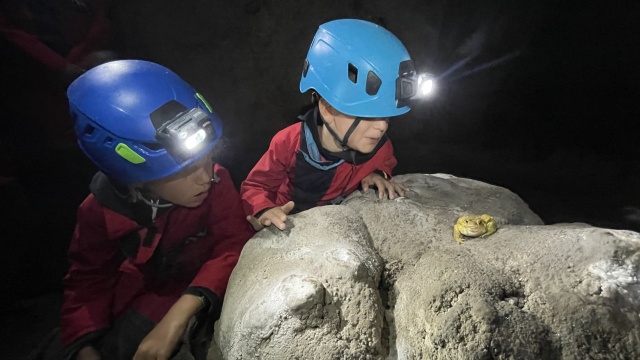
215 207 385 359
211 174 640 359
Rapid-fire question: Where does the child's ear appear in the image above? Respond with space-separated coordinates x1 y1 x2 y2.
318 97 330 110
318 98 334 121
321 98 342 117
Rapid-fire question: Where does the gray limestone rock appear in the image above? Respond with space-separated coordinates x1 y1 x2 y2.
211 174 640 360
215 206 385 359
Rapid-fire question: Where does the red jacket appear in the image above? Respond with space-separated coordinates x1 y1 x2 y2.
61 164 253 346
241 107 397 216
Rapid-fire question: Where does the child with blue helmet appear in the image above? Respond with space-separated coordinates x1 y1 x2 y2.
54 60 253 360
241 19 421 231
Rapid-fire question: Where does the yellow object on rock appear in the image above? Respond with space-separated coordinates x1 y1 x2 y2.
453 214 498 244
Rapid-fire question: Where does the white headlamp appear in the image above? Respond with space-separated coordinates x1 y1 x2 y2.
417 73 436 98
156 108 215 157
396 60 437 108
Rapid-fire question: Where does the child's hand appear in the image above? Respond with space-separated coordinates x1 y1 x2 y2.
246 201 295 231
134 294 201 360
133 319 185 360
361 173 407 200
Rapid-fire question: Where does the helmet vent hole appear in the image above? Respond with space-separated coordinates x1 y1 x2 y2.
104 136 114 145
302 59 310 77
84 125 95 135
348 63 358 84
366 71 382 95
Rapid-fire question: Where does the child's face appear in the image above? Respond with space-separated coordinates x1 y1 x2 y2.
145 155 214 207
319 98 389 154
333 113 389 154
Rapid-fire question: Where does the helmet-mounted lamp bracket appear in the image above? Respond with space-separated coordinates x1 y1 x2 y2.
155 107 215 160
395 60 436 108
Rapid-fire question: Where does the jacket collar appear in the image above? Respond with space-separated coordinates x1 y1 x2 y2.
90 172 171 226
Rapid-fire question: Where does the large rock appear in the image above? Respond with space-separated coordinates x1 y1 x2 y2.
215 207 385 359
212 174 640 359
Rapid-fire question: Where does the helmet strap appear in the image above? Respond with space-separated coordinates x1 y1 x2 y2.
341 117 362 149
319 111 362 151
134 188 174 208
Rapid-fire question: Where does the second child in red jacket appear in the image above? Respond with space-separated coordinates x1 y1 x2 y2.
241 19 433 231
59 60 253 360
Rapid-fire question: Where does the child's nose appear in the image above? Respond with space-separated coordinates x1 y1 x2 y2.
372 119 388 132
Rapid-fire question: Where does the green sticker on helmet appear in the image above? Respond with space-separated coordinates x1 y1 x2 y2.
195 92 213 113
115 143 146 164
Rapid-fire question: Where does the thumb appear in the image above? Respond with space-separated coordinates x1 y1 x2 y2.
282 201 295 214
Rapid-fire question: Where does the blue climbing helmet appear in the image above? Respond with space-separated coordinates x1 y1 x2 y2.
300 19 416 118
68 60 223 185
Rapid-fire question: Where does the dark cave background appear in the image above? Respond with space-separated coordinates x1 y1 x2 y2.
1 0 639 358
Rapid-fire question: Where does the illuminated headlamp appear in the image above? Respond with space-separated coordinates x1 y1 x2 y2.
156 107 215 157
416 73 435 97
396 60 437 108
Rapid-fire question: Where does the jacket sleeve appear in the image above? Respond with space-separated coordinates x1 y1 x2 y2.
189 165 254 297
240 127 297 216
60 197 122 346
